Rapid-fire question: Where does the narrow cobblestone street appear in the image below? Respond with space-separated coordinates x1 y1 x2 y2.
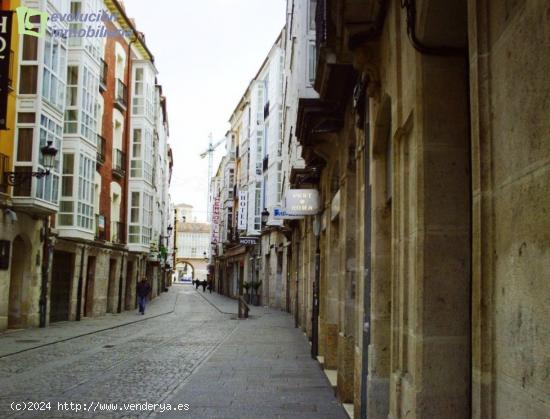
0 285 346 418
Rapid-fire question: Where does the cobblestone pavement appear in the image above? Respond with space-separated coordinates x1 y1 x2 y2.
0 285 346 419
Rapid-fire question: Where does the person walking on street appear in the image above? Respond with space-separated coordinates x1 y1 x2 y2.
137 278 151 315
201 280 207 292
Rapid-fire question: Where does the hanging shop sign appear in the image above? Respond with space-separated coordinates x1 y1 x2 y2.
211 196 220 245
284 189 320 216
237 190 248 230
0 11 14 130
272 206 304 220
239 236 258 245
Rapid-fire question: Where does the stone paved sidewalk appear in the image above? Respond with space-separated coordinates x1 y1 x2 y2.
157 293 347 419
0 287 178 358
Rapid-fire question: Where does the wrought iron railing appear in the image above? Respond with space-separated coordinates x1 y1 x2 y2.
115 79 127 108
111 221 125 244
96 135 106 165
112 149 126 177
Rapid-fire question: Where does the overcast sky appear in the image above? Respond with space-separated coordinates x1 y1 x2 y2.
123 0 286 222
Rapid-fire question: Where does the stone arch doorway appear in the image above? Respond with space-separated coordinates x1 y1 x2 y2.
8 235 32 329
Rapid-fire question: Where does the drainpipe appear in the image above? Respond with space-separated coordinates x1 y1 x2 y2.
117 251 125 313
360 96 372 419
311 215 321 358
76 244 86 321
39 216 51 328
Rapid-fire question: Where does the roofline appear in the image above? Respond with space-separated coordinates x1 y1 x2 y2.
106 0 155 62
228 27 285 123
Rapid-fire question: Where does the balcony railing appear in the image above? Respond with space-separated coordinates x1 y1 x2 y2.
0 153 9 194
96 135 106 166
111 221 125 244
112 149 126 178
115 79 127 109
100 59 108 91
95 214 106 241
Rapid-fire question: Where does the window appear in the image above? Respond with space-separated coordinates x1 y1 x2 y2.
254 181 262 230
80 66 98 143
129 192 140 243
22 35 38 60
68 1 83 47
142 193 153 244
143 128 153 183
309 0 317 30
59 154 74 226
42 33 67 111
39 115 62 172
308 41 316 85
256 130 263 173
277 162 283 202
131 128 142 177
13 167 32 196
77 154 94 230
16 128 33 161
65 66 78 133
133 68 144 114
19 65 38 94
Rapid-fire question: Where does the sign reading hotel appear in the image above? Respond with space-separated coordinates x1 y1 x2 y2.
237 191 247 230
0 11 13 130
211 197 220 245
284 189 320 216
239 236 258 245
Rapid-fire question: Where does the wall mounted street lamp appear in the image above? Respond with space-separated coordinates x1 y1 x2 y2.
4 140 58 186
261 208 270 229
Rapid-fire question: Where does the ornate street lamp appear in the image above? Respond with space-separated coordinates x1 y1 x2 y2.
4 140 58 186
261 208 270 229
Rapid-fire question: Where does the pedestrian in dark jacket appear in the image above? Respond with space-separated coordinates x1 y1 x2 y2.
136 278 151 315
201 280 207 292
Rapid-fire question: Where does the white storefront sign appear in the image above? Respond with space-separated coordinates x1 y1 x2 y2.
237 190 248 230
284 189 320 216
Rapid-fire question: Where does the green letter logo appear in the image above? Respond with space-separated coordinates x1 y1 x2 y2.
16 6 48 38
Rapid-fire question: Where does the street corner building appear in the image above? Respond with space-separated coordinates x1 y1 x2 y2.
0 0 174 329
209 0 550 418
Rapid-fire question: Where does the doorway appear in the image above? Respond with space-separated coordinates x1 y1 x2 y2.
50 251 74 322
84 256 96 317
8 236 31 328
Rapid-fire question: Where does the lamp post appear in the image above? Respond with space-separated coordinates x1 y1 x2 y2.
311 214 321 358
6 140 60 328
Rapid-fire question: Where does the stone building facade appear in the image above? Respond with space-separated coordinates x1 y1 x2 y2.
211 0 549 417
